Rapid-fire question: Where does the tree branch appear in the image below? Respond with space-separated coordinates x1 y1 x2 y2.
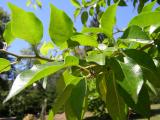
0 49 53 62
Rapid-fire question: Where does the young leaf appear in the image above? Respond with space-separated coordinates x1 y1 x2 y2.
89 7 94 16
4 56 79 102
40 41 54 56
105 71 127 120
81 11 88 25
70 0 81 8
129 12 160 28
82 27 103 34
74 8 81 20
71 34 98 47
8 3 43 45
86 51 105 65
3 22 15 45
0 58 11 73
49 4 74 49
100 3 118 38
141 0 156 13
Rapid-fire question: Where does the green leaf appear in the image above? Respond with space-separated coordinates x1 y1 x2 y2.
63 70 82 86
49 4 74 49
134 84 150 118
82 27 103 34
129 12 160 28
40 41 54 56
47 110 54 120
71 34 98 47
70 0 81 8
0 58 11 73
3 22 15 45
81 11 88 25
114 57 144 103
137 0 148 13
89 7 94 16
96 74 107 102
74 8 81 20
4 56 79 102
141 0 156 13
84 0 96 7
86 51 105 65
124 49 160 87
8 3 43 45
105 71 127 120
36 0 42 8
53 71 83 117
121 25 149 40
65 79 87 120
101 3 118 37
53 85 74 115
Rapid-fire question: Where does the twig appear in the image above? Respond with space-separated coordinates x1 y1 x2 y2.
0 49 53 62
78 65 90 75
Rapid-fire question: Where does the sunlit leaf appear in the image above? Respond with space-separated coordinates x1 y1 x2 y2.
141 0 156 13
70 0 81 8
3 22 15 45
101 3 118 37
4 56 79 102
71 34 98 47
40 41 54 56
49 4 73 49
8 3 43 45
129 12 160 28
0 58 11 73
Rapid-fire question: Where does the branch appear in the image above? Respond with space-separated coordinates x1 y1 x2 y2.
0 49 53 62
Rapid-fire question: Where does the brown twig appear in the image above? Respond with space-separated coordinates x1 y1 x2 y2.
0 49 53 62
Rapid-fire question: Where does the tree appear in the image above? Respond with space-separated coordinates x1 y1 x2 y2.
1 0 160 120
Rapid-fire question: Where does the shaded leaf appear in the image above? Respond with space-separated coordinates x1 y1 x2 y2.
65 79 87 120
81 11 88 25
105 71 127 120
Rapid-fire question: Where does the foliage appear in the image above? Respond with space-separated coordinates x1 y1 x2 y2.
1 0 160 120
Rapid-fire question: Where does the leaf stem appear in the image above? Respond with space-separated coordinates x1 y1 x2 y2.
0 49 53 62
